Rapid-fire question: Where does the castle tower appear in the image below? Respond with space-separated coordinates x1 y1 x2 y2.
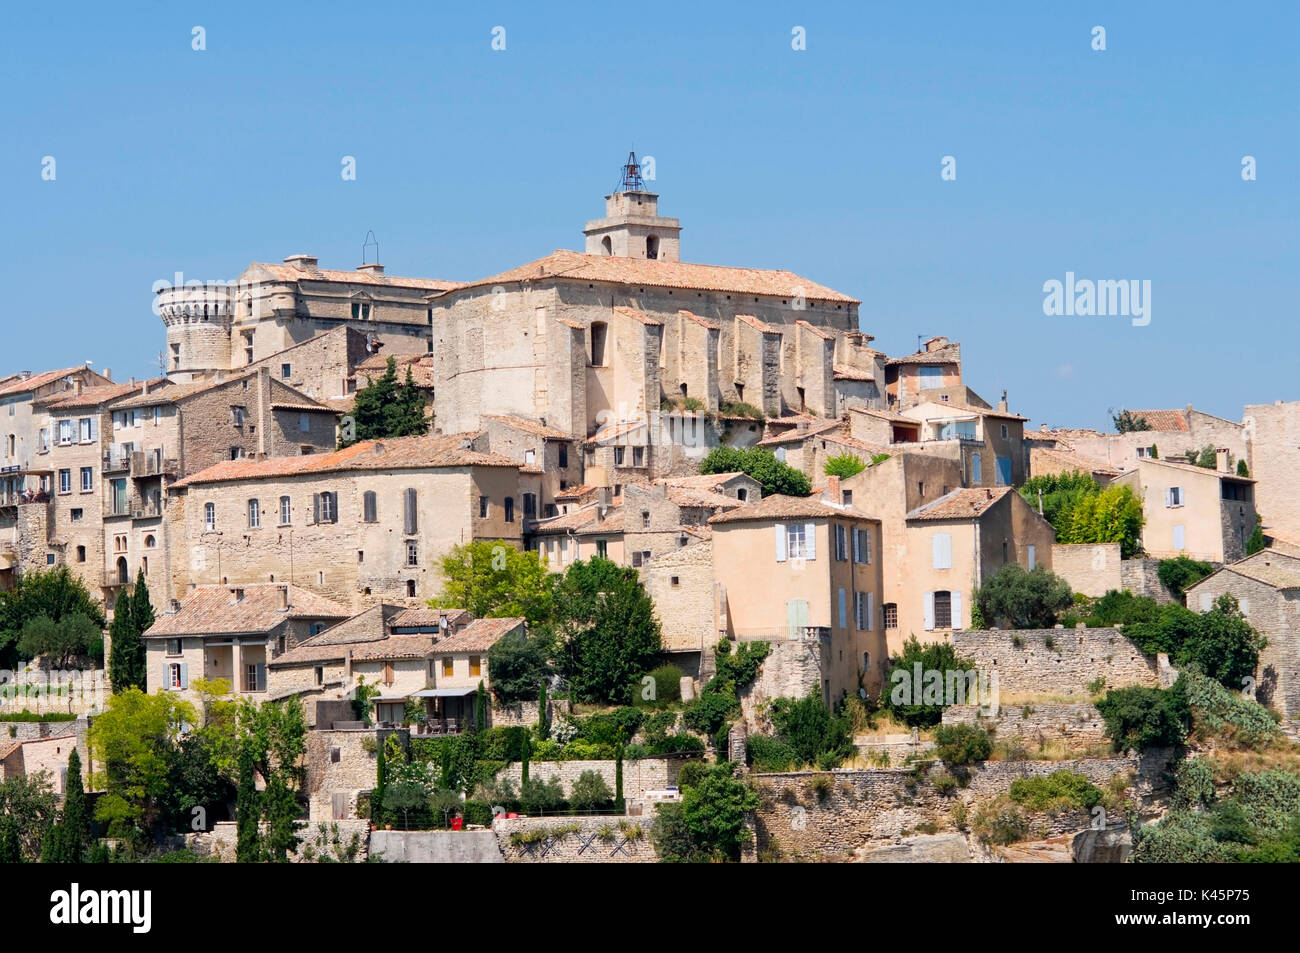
583 152 681 261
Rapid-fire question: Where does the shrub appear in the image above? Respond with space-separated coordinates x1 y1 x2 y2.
578 707 644 746
1158 556 1214 602
1096 684 1188 752
769 692 854 769
972 798 1031 846
884 637 978 728
932 724 992 765
975 564 1074 629
824 453 866 479
649 734 705 758
683 690 737 736
747 735 799 772
568 770 614 813
1180 670 1280 749
1009 771 1104 812
520 777 566 814
641 664 684 707
698 447 811 497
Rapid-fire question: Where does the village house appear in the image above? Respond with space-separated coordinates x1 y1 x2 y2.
1034 406 1247 475
0 735 77 795
266 605 524 732
1185 548 1300 723
529 496 625 569
164 433 527 608
480 414 579 520
242 325 376 408
1112 457 1256 563
884 336 962 410
622 481 743 569
145 583 351 703
708 493 886 701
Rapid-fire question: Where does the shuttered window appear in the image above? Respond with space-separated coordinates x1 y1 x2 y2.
363 491 377 523
932 533 952 569
403 488 418 534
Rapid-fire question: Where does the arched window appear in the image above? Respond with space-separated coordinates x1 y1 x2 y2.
646 235 659 260
601 236 612 256
116 556 129 584
590 322 608 366
145 534 156 548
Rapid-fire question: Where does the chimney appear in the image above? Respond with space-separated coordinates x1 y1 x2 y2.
73 379 83 397
357 263 385 276
373 442 386 456
826 474 841 503
168 598 181 614
1216 448 1230 472
284 254 318 271
278 585 289 611
141 380 149 396
998 390 1008 413
103 368 112 382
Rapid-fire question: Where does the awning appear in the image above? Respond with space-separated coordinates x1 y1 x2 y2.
410 688 476 699
373 695 409 703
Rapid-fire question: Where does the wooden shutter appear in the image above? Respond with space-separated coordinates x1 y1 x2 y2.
851 527 860 562
923 592 935 631
933 533 952 569
774 524 787 562
404 488 418 534
804 523 817 559
255 663 266 692
866 592 874 631
311 493 320 524
838 588 847 629
179 663 189 690
951 590 963 630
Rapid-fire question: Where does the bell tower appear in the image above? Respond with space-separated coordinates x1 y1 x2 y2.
583 152 681 261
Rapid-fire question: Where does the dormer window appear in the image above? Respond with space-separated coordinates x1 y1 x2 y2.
350 294 373 321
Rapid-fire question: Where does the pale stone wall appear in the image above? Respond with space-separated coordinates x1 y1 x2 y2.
950 627 1159 696
643 540 715 652
305 728 380 821
1051 543 1122 597
497 757 685 800
740 637 825 728
942 702 1107 746
494 815 656 863
1119 558 1176 604
1244 401 1300 538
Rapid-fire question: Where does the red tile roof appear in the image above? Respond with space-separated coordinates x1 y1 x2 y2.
795 319 836 340
1124 409 1189 432
613 305 662 327
431 617 525 654
886 343 961 366
677 309 721 331
482 415 573 440
39 379 164 411
709 494 865 524
736 313 779 334
0 367 92 398
906 486 1013 521
245 261 459 293
171 433 516 488
144 584 350 638
447 249 858 304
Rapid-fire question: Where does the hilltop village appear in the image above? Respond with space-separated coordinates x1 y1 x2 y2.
1 156 1297 864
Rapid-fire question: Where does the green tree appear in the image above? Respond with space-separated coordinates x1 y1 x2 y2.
1193 445 1218 469
484 627 553 704
108 587 147 694
43 748 90 862
1058 483 1145 559
0 773 57 862
1246 515 1265 556
884 637 978 728
933 724 993 765
975 564 1074 629
1096 683 1189 752
17 612 101 668
1157 556 1214 603
569 770 613 812
1237 459 1250 478
555 558 662 704
235 741 261 862
768 692 854 769
342 358 428 447
1111 409 1152 433
130 568 155 636
429 541 555 625
0 565 105 669
699 446 812 497
823 453 866 479
0 816 21 863
1018 471 1101 533
88 688 195 846
654 762 759 862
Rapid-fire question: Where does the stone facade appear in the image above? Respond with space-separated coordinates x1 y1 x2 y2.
493 815 657 863
1051 543 1123 598
643 539 715 653
942 702 1107 747
497 757 686 801
950 627 1159 696
304 728 380 821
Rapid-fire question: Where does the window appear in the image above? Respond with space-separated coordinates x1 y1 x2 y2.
995 456 1012 486
838 588 847 628
736 488 748 502
75 545 86 563
853 527 871 563
406 579 416 598
167 639 182 656
58 469 71 493
932 533 953 569
248 499 261 528
1027 544 1036 570
314 492 337 524
279 496 291 525
842 489 853 505
590 321 608 366
404 488 418 534
232 406 245 427
363 491 377 522
281 363 292 379
204 502 216 531
1166 486 1184 507
775 522 816 561
523 493 537 519
46 553 55 566
442 658 454 678
406 541 419 567
524 449 535 466
595 539 607 558
854 592 874 631
883 603 898 629
670 576 680 588
933 591 953 628
558 445 568 469
245 664 260 693
58 420 73 444
79 467 93 492
504 497 514 522
478 496 488 518
970 452 982 483
642 510 651 530
168 664 183 690
299 412 310 433
70 508 82 522
470 656 481 677
614 446 625 465
834 524 847 561
1000 424 1009 439
919 366 943 390
351 300 372 320
646 235 660 259
78 417 94 442
315 667 324 686
632 446 645 467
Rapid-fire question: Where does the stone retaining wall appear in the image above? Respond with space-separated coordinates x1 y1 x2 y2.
950 627 1158 696
493 815 656 863
942 703 1107 746
498 757 686 800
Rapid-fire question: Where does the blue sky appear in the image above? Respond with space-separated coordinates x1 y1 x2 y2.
2 1 1295 430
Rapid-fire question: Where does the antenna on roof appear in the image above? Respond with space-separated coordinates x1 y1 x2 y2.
616 150 645 192
361 230 380 265
916 334 928 353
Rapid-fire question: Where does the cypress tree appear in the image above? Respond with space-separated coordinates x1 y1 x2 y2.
129 569 155 635
374 738 388 826
521 734 531 786
395 365 428 437
235 743 260 863
0 817 21 863
44 749 89 863
107 588 145 693
614 734 625 814
475 680 487 733
345 358 400 447
537 683 550 740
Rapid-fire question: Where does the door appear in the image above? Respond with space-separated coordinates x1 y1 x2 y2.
996 456 1012 486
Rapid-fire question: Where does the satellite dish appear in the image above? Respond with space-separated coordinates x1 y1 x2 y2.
858 688 867 699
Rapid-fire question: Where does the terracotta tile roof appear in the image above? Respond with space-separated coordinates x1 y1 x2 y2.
652 472 751 492
323 396 357 415
40 379 164 411
109 373 250 410
613 305 662 327
907 400 1028 423
171 433 516 488
736 313 779 334
1125 410 1189 432
0 367 90 398
587 419 646 444
906 486 1013 521
709 493 859 524
886 343 961 366
532 502 623 535
820 432 891 456
144 584 350 638
666 486 745 510
554 484 601 501
1131 458 1255 482
1030 446 1120 478
431 617 524 654
391 607 473 630
757 417 844 446
246 261 459 293
270 399 335 414
449 249 858 304
795 319 836 340
849 406 917 425
1217 563 1300 591
355 353 436 390
833 365 875 381
677 309 720 331
482 415 572 440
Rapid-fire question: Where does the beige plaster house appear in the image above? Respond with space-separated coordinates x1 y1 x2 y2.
1113 458 1255 563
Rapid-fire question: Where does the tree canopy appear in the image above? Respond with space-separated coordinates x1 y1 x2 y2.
975 564 1074 629
0 565 105 668
429 541 555 626
699 446 811 497
341 357 428 447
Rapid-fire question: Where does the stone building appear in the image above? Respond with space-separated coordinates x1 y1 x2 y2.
145 583 351 703
1112 458 1256 563
1185 549 1300 722
1242 400 1300 540
884 337 962 410
164 433 526 608
529 497 625 569
709 493 886 701
0 734 78 795
1035 405 1246 475
156 256 457 382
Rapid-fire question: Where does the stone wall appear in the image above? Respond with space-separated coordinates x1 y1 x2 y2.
1051 543 1122 598
304 728 380 821
950 627 1158 696
497 757 685 801
739 637 825 730
942 703 1107 746
0 715 91 767
643 539 715 652
493 815 657 863
1120 558 1176 604
752 750 1172 861
190 818 371 862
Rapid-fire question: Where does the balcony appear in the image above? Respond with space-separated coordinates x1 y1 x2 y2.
731 626 833 643
103 571 130 588
130 451 178 478
102 449 130 473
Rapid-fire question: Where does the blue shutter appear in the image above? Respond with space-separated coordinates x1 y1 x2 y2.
804 523 816 560
774 524 787 562
256 663 267 692
179 663 189 690
838 588 847 629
